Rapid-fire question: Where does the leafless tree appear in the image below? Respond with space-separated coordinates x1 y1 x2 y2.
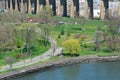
104 15 120 51
94 26 103 51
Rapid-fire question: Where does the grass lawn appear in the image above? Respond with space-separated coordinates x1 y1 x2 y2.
51 17 120 56
52 17 105 45
0 45 50 66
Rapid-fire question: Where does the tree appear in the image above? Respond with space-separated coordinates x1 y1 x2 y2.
81 19 86 32
94 26 103 51
0 10 26 23
95 15 120 52
40 23 54 46
5 56 16 69
37 6 53 24
0 24 15 52
38 6 55 46
0 11 26 52
94 31 103 51
16 22 37 54
61 28 65 35
21 53 28 67
14 54 21 61
62 38 80 56
80 35 87 52
106 16 120 51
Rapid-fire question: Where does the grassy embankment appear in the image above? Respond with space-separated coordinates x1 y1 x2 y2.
0 14 118 69
0 14 50 66
51 17 119 57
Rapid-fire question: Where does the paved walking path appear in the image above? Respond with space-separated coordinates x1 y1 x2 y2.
0 37 63 72
0 36 102 72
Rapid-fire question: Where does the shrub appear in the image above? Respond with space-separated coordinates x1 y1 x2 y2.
61 29 65 35
102 48 112 53
14 54 21 60
80 34 87 41
58 34 61 39
66 31 71 37
74 34 81 39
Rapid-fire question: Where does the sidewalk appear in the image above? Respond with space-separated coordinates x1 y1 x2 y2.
0 37 63 72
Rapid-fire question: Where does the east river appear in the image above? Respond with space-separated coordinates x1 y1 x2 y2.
13 62 120 80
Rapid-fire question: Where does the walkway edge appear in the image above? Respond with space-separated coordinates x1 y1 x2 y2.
0 55 120 80
0 37 62 72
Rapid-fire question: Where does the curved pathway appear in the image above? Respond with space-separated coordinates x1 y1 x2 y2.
0 37 63 72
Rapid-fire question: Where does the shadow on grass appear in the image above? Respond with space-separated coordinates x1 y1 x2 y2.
62 53 80 57
71 28 82 31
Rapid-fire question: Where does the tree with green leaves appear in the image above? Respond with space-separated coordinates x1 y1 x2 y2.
38 6 55 46
0 24 15 52
15 22 37 55
62 38 80 56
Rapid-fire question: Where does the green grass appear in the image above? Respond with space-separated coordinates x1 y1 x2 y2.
54 20 105 35
31 45 50 57
25 14 37 18
51 17 120 57
80 50 116 56
0 45 50 66
52 18 105 46
0 16 117 68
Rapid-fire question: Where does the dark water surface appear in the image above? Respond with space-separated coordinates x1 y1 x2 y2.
13 62 120 80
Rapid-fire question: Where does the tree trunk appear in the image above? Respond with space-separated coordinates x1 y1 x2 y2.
15 0 18 11
28 0 32 14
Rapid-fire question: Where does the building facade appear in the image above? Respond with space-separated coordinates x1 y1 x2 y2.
3 0 120 19
0 0 5 8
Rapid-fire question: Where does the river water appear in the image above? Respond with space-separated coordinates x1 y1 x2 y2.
13 62 120 80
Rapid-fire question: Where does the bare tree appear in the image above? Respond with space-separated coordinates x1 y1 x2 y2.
104 16 120 51
0 10 26 23
37 6 53 24
94 26 103 51
21 53 28 67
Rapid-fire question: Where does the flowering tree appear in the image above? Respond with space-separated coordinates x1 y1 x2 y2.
5 56 16 69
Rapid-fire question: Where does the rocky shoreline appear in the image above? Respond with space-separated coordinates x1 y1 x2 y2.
0 55 120 80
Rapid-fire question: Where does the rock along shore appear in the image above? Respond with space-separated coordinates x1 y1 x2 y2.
0 55 120 80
